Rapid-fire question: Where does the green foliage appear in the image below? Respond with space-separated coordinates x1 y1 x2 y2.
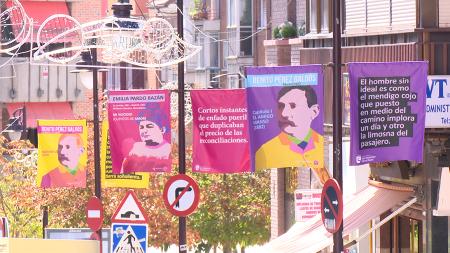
0 136 43 238
190 172 271 252
279 21 298 39
273 21 298 39
189 0 207 20
272 26 281 39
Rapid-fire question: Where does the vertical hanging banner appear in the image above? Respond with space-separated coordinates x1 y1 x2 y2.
37 120 87 188
101 121 149 188
349 62 427 165
108 90 171 174
191 89 250 173
245 65 324 171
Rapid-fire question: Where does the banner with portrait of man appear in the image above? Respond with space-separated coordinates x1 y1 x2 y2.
245 65 324 171
37 120 87 188
108 90 172 174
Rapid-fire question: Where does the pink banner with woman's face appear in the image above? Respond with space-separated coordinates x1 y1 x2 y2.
108 90 171 173
191 89 250 173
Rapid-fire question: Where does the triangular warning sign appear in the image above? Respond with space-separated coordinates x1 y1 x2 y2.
111 190 149 223
113 225 145 253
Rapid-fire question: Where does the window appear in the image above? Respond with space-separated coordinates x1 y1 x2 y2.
308 0 318 33
308 0 331 34
226 0 253 58
227 0 237 27
320 0 330 33
195 30 205 69
240 27 252 56
105 64 145 90
209 32 219 68
239 0 253 56
259 0 267 28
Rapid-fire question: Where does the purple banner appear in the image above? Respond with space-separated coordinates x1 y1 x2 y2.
108 90 171 173
246 65 324 171
349 62 427 165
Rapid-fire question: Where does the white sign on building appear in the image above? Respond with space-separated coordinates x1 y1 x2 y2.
426 76 450 128
294 189 322 222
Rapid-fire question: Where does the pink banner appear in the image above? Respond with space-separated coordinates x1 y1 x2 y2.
108 90 171 173
191 89 250 173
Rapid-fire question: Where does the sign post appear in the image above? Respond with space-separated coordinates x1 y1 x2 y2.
321 179 343 234
110 190 149 253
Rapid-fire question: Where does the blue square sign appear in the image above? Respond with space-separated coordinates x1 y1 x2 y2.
111 223 147 253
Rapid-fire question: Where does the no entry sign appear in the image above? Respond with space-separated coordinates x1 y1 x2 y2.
321 179 343 234
163 174 200 217
86 196 104 232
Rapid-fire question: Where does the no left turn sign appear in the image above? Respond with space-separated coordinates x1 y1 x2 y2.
163 174 200 217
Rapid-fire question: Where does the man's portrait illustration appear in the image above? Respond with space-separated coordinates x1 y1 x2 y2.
41 133 86 188
255 85 324 170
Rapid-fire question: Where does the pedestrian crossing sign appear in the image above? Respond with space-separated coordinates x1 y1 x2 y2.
111 223 148 253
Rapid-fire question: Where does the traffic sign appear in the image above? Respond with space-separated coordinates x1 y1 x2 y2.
321 179 343 234
86 196 104 232
163 174 200 217
111 223 147 253
111 190 149 224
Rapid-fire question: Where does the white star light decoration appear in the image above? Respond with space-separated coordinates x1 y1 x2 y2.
32 15 201 68
0 0 200 68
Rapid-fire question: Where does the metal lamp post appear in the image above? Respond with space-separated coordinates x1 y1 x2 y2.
70 49 105 199
332 0 344 252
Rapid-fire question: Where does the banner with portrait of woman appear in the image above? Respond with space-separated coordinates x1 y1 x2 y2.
108 90 172 174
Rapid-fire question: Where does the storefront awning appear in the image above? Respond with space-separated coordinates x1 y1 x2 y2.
263 181 415 253
6 1 70 43
7 102 75 128
434 167 450 216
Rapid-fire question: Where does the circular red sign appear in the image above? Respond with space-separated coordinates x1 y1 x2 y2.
163 174 200 217
86 196 104 232
320 179 343 234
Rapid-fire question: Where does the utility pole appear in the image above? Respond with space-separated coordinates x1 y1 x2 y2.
332 0 344 252
177 0 187 252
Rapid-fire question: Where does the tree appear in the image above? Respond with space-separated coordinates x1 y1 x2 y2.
0 136 44 237
189 171 271 253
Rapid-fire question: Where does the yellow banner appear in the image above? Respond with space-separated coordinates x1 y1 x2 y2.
101 121 149 188
37 120 87 188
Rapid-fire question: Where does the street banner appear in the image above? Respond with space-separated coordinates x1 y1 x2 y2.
426 75 450 128
245 65 324 171
37 120 87 188
101 121 149 188
191 89 250 173
349 62 427 165
108 90 171 174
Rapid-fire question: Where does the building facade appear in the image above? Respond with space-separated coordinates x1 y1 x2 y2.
265 0 450 252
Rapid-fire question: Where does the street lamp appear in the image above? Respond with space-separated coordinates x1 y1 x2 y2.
70 51 108 89
70 47 103 200
2 107 26 141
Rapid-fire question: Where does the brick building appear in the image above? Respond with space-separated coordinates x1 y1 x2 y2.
263 0 450 252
